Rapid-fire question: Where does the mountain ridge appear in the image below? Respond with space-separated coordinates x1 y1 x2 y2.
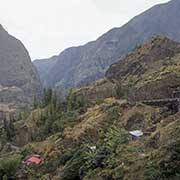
106 35 180 102
34 0 180 95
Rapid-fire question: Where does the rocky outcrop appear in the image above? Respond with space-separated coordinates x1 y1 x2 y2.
34 0 180 95
106 36 180 101
0 25 42 111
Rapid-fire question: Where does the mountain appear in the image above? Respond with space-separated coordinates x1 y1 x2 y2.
106 35 180 102
33 56 58 86
68 36 180 110
2 36 180 180
0 25 42 112
34 0 180 95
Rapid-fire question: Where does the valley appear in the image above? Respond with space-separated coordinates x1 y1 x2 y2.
1 0 180 179
1 35 180 179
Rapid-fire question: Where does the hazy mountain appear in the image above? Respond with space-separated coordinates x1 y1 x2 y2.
0 25 42 111
33 56 58 86
34 0 180 95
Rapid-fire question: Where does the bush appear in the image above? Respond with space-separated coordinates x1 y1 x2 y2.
144 139 180 180
144 163 161 180
159 139 180 179
67 89 88 111
60 149 86 180
113 166 124 180
20 146 33 159
33 108 79 141
42 150 74 174
0 154 22 179
104 127 129 152
80 146 111 179
116 84 129 99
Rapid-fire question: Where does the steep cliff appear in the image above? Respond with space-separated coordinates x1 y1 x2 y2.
0 25 42 111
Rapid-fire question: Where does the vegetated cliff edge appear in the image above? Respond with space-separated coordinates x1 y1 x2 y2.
106 35 180 102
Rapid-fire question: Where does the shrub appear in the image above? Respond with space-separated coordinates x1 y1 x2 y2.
159 139 180 179
60 149 86 180
113 166 124 180
42 150 74 174
104 127 129 152
0 154 22 179
81 146 111 178
20 146 33 159
144 163 161 180
67 89 88 111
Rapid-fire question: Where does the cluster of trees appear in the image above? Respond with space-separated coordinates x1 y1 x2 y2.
34 88 88 112
1 88 88 145
0 114 16 143
31 88 83 141
56 127 129 180
67 89 88 111
33 88 64 111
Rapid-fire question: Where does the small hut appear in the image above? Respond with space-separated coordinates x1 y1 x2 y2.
24 155 42 166
129 130 143 141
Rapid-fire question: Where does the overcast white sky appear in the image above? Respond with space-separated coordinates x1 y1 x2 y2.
0 0 170 60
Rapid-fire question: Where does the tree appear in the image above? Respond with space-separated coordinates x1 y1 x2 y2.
33 96 38 109
67 89 86 111
3 115 15 142
43 88 53 106
0 154 22 179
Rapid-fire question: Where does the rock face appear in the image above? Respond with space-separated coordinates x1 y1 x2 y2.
34 0 180 95
33 56 58 86
106 36 180 101
0 25 42 111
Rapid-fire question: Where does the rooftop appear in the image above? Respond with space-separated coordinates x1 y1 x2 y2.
129 130 143 137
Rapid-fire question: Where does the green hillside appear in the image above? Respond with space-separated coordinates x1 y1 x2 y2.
1 36 180 180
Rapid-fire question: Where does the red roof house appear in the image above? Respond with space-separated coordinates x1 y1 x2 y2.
24 155 42 166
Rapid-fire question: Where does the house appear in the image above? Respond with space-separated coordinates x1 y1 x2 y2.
129 130 143 141
89 146 96 151
87 145 96 151
24 155 42 166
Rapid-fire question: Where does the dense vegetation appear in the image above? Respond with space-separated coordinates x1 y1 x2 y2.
0 85 180 180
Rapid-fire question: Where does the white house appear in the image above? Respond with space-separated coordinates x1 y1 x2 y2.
129 130 143 140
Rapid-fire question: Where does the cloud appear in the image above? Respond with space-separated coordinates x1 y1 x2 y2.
91 0 170 15
0 0 170 60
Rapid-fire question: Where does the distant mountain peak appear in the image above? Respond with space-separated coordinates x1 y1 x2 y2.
34 0 180 95
0 24 8 34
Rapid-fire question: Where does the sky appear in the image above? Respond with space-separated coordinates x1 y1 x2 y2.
0 0 170 60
